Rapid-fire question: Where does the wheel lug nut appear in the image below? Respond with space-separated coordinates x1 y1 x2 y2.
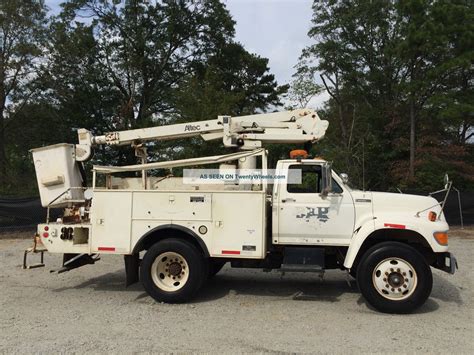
383 278 387 282
403 284 407 288
398 288 401 292
173 276 176 280
391 288 395 292
385 284 389 288
405 278 408 282
390 268 394 272
402 272 406 276
385 272 389 276
397 268 400 272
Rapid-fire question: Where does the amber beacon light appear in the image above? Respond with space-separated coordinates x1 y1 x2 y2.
433 231 448 245
290 149 308 159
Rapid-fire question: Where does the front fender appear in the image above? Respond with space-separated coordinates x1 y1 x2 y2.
343 214 449 269
343 219 375 269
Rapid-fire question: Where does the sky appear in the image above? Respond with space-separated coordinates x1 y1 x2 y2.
45 0 328 108
224 0 329 107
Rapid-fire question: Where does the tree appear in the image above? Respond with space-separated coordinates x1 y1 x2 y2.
168 41 288 159
297 0 473 190
394 0 472 179
42 1 288 165
0 0 47 187
36 0 238 167
57 0 235 128
286 65 323 109
176 42 286 118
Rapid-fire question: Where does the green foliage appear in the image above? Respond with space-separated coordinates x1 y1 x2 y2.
297 0 473 191
1 0 472 196
0 0 48 192
171 42 287 159
1 0 287 195
285 66 323 109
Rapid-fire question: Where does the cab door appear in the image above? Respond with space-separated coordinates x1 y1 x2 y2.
276 162 355 246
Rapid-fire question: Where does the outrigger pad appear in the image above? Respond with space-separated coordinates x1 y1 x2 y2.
50 253 100 274
23 234 47 269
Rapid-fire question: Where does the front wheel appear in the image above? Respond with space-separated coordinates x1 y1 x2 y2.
140 238 206 303
357 242 433 314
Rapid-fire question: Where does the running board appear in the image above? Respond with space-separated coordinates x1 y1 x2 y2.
50 253 100 274
280 264 324 273
279 247 325 274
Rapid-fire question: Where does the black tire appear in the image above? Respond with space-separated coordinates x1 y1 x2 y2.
356 242 432 314
208 259 226 279
140 238 206 303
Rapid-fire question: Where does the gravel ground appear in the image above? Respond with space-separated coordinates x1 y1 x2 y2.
0 228 472 353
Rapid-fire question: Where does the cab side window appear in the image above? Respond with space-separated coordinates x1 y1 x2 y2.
287 164 343 194
287 165 321 193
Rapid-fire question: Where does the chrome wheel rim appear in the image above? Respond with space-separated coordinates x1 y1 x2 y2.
372 257 417 301
151 252 189 292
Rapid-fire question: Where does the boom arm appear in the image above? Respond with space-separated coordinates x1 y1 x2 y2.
75 109 328 161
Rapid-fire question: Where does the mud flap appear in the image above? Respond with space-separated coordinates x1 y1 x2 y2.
124 254 140 287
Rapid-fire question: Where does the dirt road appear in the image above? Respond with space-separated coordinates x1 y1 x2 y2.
0 228 472 353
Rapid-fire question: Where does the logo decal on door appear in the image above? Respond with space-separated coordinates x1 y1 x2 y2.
296 207 330 223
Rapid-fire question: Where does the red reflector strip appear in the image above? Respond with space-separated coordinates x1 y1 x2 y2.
98 247 115 251
222 250 240 255
384 223 406 229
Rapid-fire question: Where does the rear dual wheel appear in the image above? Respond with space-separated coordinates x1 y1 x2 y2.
140 238 206 303
357 242 432 314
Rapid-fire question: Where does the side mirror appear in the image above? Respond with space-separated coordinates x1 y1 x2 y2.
444 173 450 189
320 162 332 198
340 173 349 184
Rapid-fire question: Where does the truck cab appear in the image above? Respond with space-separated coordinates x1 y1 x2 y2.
272 158 453 274
273 159 356 246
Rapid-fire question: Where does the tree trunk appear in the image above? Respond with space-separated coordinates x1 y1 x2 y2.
409 98 415 179
0 87 7 186
0 111 6 187
338 103 348 147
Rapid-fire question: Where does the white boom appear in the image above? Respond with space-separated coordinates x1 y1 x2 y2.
74 109 329 161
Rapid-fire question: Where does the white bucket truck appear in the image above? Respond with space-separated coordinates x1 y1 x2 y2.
29 109 456 313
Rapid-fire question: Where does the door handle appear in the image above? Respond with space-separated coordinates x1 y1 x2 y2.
282 198 296 203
